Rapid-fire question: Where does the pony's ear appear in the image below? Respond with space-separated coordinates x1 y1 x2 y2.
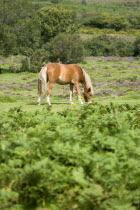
87 87 91 92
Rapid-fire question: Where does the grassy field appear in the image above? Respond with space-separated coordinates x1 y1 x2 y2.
0 57 140 113
1 55 140 210
0 70 140 209
1 1 140 209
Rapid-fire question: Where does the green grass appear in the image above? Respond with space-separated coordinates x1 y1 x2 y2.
0 57 140 113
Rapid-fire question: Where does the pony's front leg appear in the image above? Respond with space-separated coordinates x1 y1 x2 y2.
70 84 74 104
46 82 54 105
74 82 84 105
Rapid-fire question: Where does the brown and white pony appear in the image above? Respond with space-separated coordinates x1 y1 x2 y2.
38 63 93 105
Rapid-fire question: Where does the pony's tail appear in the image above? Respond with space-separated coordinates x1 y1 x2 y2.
38 66 47 96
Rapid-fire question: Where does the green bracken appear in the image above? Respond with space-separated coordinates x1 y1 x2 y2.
0 103 140 209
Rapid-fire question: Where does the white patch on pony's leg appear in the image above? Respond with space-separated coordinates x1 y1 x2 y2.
38 96 41 105
78 96 84 105
46 82 54 106
46 95 51 105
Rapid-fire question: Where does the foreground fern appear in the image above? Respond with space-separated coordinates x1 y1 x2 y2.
0 103 140 210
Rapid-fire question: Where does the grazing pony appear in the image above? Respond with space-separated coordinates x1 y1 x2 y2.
38 63 93 105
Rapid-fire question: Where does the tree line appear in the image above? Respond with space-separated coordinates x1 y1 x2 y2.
0 0 140 71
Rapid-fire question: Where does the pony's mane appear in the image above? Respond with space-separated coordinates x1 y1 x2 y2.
82 69 94 95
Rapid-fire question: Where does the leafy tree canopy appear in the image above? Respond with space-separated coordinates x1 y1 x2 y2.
48 34 85 63
37 6 78 42
0 0 40 56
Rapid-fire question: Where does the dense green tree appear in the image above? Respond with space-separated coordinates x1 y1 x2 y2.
48 34 85 63
37 6 78 42
0 0 41 56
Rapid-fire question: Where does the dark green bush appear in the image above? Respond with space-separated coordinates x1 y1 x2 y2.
20 49 49 73
128 14 140 30
30 49 50 73
48 34 85 63
85 34 134 56
133 36 140 56
114 39 134 57
82 12 110 29
20 58 31 72
108 16 130 31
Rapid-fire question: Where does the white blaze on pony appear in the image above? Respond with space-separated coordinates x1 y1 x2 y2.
38 63 93 105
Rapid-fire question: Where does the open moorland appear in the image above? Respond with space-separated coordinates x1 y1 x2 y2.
1 57 140 210
0 0 140 209
0 57 140 112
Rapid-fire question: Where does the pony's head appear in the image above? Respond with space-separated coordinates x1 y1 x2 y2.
83 87 93 102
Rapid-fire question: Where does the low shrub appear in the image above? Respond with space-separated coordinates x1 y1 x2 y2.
9 65 21 73
85 34 134 56
108 16 130 31
82 12 110 29
81 12 139 31
20 49 49 73
20 58 30 72
30 49 50 73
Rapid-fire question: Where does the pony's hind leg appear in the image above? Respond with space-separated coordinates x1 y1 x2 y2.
70 84 74 104
46 82 54 105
